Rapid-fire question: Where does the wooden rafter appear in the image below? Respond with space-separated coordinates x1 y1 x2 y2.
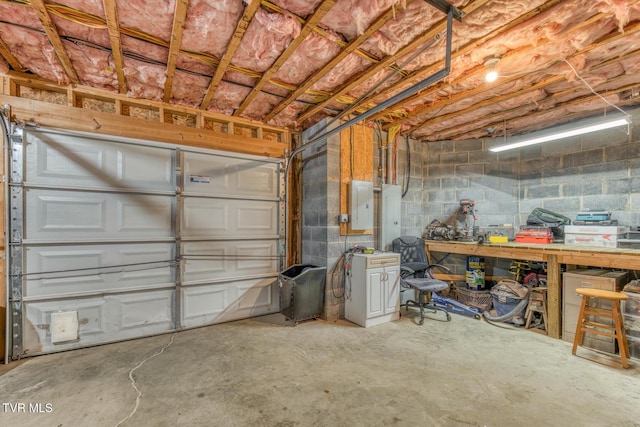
363 0 565 125
408 74 565 136
441 83 636 141
200 1 261 110
402 19 640 136
262 0 415 122
102 0 127 93
233 0 336 117
30 0 79 84
0 36 24 72
295 0 492 123
163 0 189 103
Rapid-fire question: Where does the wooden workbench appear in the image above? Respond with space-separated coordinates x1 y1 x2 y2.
424 241 640 339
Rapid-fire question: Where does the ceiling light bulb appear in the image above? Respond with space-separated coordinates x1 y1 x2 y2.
485 70 498 82
484 56 500 83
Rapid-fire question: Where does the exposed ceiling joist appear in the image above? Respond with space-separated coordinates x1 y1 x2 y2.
365 0 565 124
296 0 492 123
446 85 635 141
233 0 337 117
0 36 24 72
404 19 640 137
163 0 189 103
199 1 261 110
102 0 127 93
30 0 80 84
262 0 415 122
0 0 638 142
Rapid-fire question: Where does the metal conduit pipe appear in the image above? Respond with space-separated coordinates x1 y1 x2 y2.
283 4 460 266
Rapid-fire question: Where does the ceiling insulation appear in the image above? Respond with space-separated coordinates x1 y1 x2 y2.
0 0 639 142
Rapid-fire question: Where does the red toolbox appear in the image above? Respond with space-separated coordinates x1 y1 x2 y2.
515 227 553 244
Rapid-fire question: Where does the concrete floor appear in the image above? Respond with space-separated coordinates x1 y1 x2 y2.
1 311 639 427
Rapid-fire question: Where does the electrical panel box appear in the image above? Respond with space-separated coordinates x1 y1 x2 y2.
350 180 373 230
380 184 401 250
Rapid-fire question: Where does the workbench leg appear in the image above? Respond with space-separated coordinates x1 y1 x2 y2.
546 254 561 339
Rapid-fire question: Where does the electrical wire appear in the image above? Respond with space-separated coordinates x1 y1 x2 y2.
401 135 411 197
563 59 631 117
115 333 176 427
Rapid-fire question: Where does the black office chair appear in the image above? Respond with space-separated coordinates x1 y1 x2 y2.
391 236 451 324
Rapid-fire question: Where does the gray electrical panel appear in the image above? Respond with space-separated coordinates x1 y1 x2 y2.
380 184 401 250
350 180 373 230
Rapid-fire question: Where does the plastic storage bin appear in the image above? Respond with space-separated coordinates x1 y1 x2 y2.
279 264 326 325
622 291 640 360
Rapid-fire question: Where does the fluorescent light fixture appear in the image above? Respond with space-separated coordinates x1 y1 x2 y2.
489 115 630 152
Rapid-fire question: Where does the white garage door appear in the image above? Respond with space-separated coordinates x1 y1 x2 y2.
7 128 283 358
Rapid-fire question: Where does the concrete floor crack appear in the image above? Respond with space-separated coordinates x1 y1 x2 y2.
115 333 176 427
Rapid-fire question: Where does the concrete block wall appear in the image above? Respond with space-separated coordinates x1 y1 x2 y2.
512 113 640 227
300 120 374 320
403 108 640 283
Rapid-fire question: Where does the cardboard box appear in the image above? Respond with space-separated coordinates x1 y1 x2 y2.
564 225 626 248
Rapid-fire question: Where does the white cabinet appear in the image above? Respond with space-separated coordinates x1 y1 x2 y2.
345 253 400 327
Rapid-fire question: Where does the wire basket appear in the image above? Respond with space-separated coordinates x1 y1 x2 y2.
457 286 493 311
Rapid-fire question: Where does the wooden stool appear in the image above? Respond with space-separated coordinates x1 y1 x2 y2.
525 287 547 334
572 288 630 368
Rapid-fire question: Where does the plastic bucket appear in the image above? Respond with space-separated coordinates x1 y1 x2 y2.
466 256 485 290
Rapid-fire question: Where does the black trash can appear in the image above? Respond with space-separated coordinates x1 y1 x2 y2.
279 264 326 325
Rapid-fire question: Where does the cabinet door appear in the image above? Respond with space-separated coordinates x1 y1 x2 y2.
384 268 400 314
367 269 384 318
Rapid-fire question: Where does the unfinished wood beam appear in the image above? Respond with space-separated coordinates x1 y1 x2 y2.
200 1 261 110
436 84 635 141
380 10 612 129
4 73 290 148
404 20 640 138
406 74 565 136
233 0 336 117
30 0 80 84
0 36 24 72
295 0 491 123
0 94 288 158
262 0 415 122
102 0 128 93
364 0 565 125
163 0 189 103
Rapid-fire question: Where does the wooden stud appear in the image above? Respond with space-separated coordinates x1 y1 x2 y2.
102 0 128 94
263 0 414 122
0 36 24 72
340 124 374 236
200 1 261 110
546 254 561 339
296 0 492 123
163 0 189 103
233 0 336 117
30 0 80 84
0 94 287 158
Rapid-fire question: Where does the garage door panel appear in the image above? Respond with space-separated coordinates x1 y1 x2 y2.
182 240 277 283
183 152 278 199
182 197 277 238
119 292 174 330
24 243 175 298
181 278 277 328
11 129 284 359
25 189 173 241
22 289 175 356
26 130 175 191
